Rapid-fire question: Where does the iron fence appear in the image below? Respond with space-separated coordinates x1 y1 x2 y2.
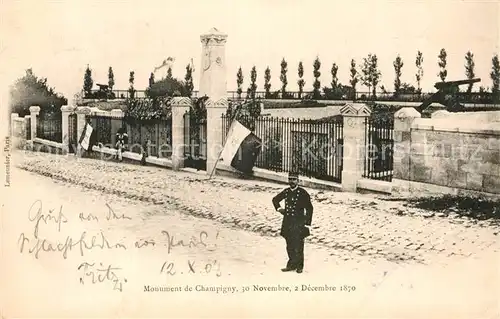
68 113 78 153
87 89 147 99
87 88 500 107
88 115 113 145
36 112 62 143
26 117 31 140
123 117 172 157
222 114 344 183
363 117 394 181
183 112 207 170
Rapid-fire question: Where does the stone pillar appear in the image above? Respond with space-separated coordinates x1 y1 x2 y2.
110 109 124 148
60 105 73 153
199 28 228 102
198 27 229 175
10 113 20 149
29 106 40 141
10 113 19 136
206 98 228 175
393 107 422 180
75 107 91 156
340 103 372 192
171 97 192 170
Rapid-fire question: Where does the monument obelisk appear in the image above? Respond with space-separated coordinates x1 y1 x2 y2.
199 27 228 175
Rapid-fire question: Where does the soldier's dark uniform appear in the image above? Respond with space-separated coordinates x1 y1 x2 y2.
272 173 313 273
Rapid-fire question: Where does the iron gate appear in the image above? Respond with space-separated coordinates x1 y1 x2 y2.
68 113 78 153
363 117 394 181
290 118 344 183
183 111 207 170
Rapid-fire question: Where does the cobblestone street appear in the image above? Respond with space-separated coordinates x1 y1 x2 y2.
14 151 500 266
2 151 499 318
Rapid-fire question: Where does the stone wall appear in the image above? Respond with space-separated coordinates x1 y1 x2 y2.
393 108 500 196
10 114 30 149
431 110 500 123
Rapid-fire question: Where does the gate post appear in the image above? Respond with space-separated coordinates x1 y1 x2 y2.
393 107 421 181
340 103 372 192
29 105 40 142
206 98 228 175
60 105 73 154
171 97 192 170
75 107 91 156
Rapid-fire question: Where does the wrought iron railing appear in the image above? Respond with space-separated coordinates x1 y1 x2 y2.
26 117 31 140
123 117 172 158
363 117 394 182
183 111 207 170
222 114 344 183
36 112 62 143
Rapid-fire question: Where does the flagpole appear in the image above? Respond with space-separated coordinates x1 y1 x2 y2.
207 99 244 180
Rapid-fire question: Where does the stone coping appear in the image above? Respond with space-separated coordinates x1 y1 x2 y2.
91 145 173 168
357 178 393 194
33 138 65 149
91 146 342 191
411 118 500 136
393 178 500 199
216 163 342 191
86 148 343 192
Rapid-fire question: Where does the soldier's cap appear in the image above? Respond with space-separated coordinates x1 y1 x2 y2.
288 171 299 178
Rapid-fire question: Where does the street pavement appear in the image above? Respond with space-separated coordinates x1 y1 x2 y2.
1 150 499 318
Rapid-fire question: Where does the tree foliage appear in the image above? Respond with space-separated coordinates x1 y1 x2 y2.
184 63 194 97
361 53 381 97
146 76 187 98
415 51 424 93
9 68 67 116
128 71 136 99
349 59 358 98
312 56 321 99
226 99 261 130
465 51 475 93
236 67 244 99
393 55 404 95
108 67 115 90
83 65 93 97
264 66 272 98
491 54 500 101
280 58 288 97
330 63 338 90
297 61 305 98
148 72 155 88
246 66 258 100
438 48 448 82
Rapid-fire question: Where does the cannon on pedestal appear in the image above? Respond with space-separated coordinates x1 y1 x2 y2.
418 78 481 114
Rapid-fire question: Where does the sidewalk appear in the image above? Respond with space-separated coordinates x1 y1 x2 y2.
13 150 500 266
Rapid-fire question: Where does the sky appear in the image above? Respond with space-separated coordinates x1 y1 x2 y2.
1 0 499 105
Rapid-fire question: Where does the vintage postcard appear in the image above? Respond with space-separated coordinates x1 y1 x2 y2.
1 0 499 318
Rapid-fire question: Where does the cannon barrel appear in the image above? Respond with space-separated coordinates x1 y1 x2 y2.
434 78 481 90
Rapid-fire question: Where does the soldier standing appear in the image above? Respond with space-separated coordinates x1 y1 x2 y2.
272 172 313 273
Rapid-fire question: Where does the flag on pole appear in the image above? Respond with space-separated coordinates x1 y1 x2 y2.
79 122 93 151
220 120 262 174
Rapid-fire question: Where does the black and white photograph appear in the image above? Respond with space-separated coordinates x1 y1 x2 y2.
1 1 499 317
